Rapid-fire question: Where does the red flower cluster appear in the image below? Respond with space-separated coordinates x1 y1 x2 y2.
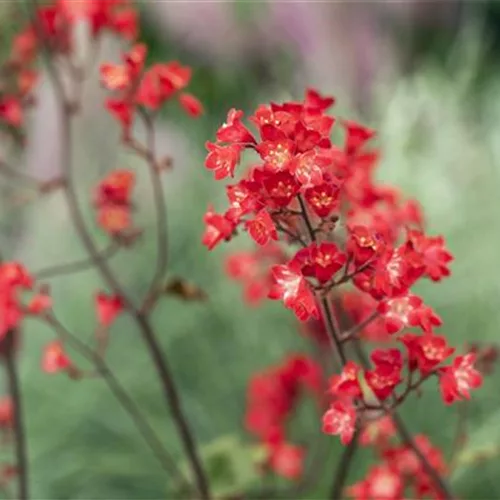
0 0 140 132
203 90 483 488
93 169 136 235
101 43 203 139
245 354 323 479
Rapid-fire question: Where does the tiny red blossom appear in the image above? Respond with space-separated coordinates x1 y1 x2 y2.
439 353 483 404
202 208 235 250
268 264 318 321
179 93 203 118
322 399 357 444
269 442 304 480
42 341 71 374
246 209 278 246
95 292 124 327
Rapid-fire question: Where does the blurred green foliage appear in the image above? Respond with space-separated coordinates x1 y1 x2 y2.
0 4 499 500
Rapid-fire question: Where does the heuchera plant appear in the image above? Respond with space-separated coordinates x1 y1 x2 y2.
0 1 497 500
203 92 493 498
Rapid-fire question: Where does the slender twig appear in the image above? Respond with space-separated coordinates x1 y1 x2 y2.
340 311 379 343
449 402 468 472
0 159 39 186
135 312 211 499
40 315 193 496
137 110 169 306
329 430 360 500
28 3 210 497
34 243 119 280
3 330 29 500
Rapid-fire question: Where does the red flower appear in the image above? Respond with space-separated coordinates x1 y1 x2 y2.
359 416 395 447
305 181 340 218
205 142 242 180
304 88 335 112
246 209 278 246
268 264 318 321
304 242 346 283
202 207 235 250
269 442 304 480
328 361 362 398
42 341 71 374
406 230 453 282
109 7 139 41
257 134 294 173
377 294 442 335
347 225 385 265
343 120 375 156
216 108 256 145
97 205 131 234
365 349 403 401
95 169 135 207
100 63 130 91
105 98 134 137
371 245 424 299
11 29 37 64
289 150 326 187
27 292 52 315
348 464 403 500
0 397 13 429
226 180 259 221
439 353 483 404
95 292 124 327
400 333 454 375
0 97 23 127
261 171 299 207
322 400 357 445
179 93 203 117
135 62 191 110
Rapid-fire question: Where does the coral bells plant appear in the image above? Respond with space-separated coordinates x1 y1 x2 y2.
203 91 489 499
0 1 495 499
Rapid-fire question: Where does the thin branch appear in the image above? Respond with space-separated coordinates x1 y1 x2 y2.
3 330 28 500
329 430 360 500
40 315 193 496
34 243 119 280
340 311 379 343
135 313 211 499
137 110 169 307
0 159 39 186
449 402 468 472
29 2 211 496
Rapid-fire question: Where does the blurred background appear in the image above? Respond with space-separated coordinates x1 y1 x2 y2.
2 0 500 498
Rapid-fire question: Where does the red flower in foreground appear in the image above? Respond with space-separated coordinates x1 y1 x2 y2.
202 208 235 250
268 264 318 321
246 209 278 246
322 400 357 444
439 353 483 404
95 292 124 327
377 294 442 335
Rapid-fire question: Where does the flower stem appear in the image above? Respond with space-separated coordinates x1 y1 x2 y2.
3 331 29 500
